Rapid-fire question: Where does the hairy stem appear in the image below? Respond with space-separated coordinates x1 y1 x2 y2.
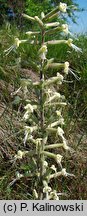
38 30 45 199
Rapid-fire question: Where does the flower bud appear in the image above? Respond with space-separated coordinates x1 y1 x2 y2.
41 12 45 19
33 189 38 199
64 61 69 74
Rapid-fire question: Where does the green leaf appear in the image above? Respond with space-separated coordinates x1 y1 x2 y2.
12 96 21 105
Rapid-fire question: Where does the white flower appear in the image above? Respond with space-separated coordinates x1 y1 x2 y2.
50 190 59 200
4 38 27 55
63 140 70 150
23 104 37 120
43 181 52 193
43 186 52 193
47 92 61 103
23 126 37 145
51 165 57 172
61 168 74 177
24 126 36 133
56 154 63 164
43 180 48 187
44 161 48 167
43 161 48 174
67 38 73 46
58 118 64 125
57 127 64 137
62 24 69 34
33 189 38 199
25 104 34 113
17 150 24 159
39 45 47 61
59 2 67 13
14 150 28 159
14 38 28 47
23 111 29 121
14 38 21 47
36 138 42 145
55 92 61 98
64 61 69 74
67 38 82 52
56 110 61 116
14 150 24 159
16 171 23 179
23 130 29 145
39 45 47 53
61 168 67 176
40 53 46 61
57 73 64 82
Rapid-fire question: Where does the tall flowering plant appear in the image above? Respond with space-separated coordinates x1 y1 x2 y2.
6 2 82 199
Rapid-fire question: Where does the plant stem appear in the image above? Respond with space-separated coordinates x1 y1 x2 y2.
38 29 45 199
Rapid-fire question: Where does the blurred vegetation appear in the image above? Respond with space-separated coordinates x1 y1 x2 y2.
0 0 78 26
0 1 87 200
